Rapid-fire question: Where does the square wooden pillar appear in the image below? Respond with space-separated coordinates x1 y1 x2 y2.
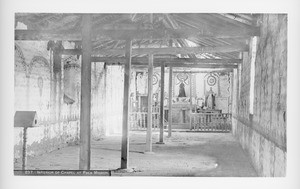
120 39 132 169
168 66 173 137
79 14 92 170
158 62 165 143
189 73 193 130
145 54 153 152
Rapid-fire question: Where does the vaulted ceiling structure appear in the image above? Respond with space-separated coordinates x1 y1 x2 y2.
15 13 260 68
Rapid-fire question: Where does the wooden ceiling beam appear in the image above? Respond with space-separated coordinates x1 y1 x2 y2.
174 17 201 30
62 44 248 56
221 14 254 25
90 57 242 64
172 69 233 73
15 26 259 41
100 44 248 55
177 39 195 58
174 14 215 30
165 14 179 29
133 63 238 69
178 14 257 38
131 13 137 21
197 14 236 29
200 14 247 29
212 13 253 27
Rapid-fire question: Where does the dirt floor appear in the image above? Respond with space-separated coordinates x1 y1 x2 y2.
14 131 257 177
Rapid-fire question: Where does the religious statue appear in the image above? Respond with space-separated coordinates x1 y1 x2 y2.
136 72 147 95
205 87 216 109
196 97 204 107
178 82 187 97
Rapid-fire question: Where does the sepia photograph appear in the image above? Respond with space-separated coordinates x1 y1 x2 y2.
13 13 286 177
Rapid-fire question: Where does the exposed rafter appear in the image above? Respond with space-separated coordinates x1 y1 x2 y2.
15 13 259 61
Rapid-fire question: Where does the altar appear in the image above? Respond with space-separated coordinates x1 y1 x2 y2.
166 103 191 129
166 101 222 129
129 70 232 131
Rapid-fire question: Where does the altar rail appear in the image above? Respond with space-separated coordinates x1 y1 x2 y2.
190 113 232 132
129 111 232 132
129 112 160 130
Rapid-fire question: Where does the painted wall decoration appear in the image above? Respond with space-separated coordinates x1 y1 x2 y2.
153 72 161 95
14 41 107 160
63 57 81 104
204 73 219 97
174 73 190 98
132 70 232 112
37 76 43 97
29 56 49 75
153 72 159 85
130 71 136 100
207 75 217 86
135 71 161 96
15 43 27 74
219 73 231 98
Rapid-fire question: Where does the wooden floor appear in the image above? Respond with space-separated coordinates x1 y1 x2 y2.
15 131 257 177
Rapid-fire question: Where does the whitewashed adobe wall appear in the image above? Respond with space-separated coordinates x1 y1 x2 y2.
232 14 287 176
14 41 106 161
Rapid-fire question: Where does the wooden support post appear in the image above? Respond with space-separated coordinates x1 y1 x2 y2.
59 52 64 123
189 73 193 130
168 67 173 137
53 50 62 123
145 54 153 153
49 49 55 122
120 39 132 169
79 14 92 170
22 127 28 170
49 41 63 123
103 64 108 136
230 71 234 113
158 62 165 143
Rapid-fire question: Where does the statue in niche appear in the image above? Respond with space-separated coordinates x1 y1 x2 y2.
176 73 189 98
205 87 216 109
178 82 187 97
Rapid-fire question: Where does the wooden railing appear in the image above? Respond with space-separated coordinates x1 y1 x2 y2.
129 112 160 130
190 113 232 132
129 108 232 132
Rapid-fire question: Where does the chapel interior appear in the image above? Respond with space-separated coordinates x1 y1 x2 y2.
14 13 287 176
